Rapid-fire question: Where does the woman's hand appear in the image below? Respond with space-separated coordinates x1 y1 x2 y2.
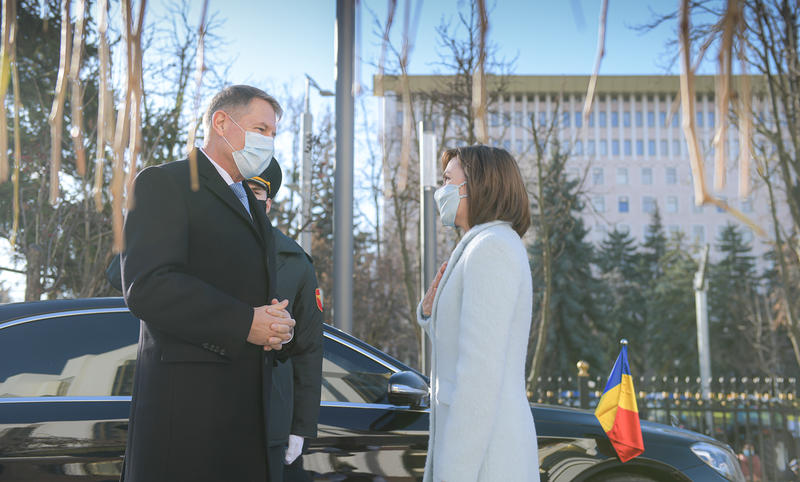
421 262 447 317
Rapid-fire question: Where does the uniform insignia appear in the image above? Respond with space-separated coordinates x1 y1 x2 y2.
315 288 324 312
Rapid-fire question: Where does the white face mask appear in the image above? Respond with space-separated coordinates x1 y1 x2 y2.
221 113 275 179
434 181 467 227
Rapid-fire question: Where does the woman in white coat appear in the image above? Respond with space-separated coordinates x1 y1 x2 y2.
418 145 539 482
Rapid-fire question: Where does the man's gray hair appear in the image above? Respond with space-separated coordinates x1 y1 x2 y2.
202 85 283 134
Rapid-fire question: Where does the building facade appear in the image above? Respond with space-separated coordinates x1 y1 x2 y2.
375 74 783 260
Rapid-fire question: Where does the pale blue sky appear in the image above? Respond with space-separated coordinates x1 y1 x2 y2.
155 0 694 102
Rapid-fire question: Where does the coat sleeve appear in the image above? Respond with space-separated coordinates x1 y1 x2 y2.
288 261 324 438
436 234 522 481
417 302 432 336
121 166 253 358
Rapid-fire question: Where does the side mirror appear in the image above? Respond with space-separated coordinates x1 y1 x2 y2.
388 371 430 409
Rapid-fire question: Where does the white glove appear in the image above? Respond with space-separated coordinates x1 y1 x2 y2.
284 434 303 464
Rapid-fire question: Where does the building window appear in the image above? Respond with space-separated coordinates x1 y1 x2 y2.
635 111 643 127
741 229 754 244
503 140 511 151
588 140 596 156
708 111 715 128
623 111 631 127
595 223 608 239
665 167 677 185
588 112 595 127
648 140 656 156
659 111 667 127
575 111 583 128
642 167 653 185
592 167 604 185
574 140 583 155
562 111 570 127
693 225 705 244
741 199 753 213
611 111 619 127
538 112 546 126
504 113 512 127
600 140 608 156
515 139 524 154
612 140 620 156
624 139 632 156
660 140 668 156
618 223 631 234
599 111 607 127
593 196 606 213
396 110 403 126
647 111 655 127
693 196 704 213
666 196 678 213
673 139 681 157
617 167 629 185
717 195 726 213
672 112 680 127
568 167 580 179
490 112 500 127
643 196 657 214
636 140 644 156
696 110 704 127
618 196 629 213
514 111 524 127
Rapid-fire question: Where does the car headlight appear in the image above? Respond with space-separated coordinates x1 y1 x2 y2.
691 442 745 482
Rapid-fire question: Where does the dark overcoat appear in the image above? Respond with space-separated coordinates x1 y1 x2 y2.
268 230 323 447
120 150 278 482
267 231 324 482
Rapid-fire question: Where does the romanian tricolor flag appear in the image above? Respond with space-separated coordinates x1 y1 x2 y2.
594 341 645 462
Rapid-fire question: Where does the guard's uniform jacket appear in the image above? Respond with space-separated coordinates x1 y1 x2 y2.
267 229 324 482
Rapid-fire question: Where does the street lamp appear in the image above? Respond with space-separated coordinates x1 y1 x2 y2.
300 74 334 256
419 120 437 373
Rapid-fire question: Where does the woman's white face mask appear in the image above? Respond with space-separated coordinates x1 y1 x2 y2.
434 181 467 227
221 113 275 178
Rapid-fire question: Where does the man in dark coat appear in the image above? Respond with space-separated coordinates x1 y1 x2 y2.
120 85 296 482
247 160 323 482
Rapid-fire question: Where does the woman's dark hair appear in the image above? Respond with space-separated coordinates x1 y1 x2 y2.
440 145 530 236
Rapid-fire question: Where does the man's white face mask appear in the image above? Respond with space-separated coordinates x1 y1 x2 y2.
221 112 275 179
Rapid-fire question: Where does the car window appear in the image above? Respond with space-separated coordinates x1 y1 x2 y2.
321 336 392 404
0 311 140 398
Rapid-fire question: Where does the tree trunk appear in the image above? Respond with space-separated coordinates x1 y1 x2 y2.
25 244 43 301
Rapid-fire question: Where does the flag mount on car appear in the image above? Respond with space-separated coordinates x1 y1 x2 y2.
594 339 645 463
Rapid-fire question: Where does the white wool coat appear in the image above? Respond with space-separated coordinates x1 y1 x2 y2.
417 220 540 482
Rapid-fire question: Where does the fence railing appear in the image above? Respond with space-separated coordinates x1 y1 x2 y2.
529 370 800 482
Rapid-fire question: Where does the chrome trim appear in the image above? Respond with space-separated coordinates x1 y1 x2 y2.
0 307 131 331
323 332 402 373
0 396 132 403
389 384 428 396
320 400 428 412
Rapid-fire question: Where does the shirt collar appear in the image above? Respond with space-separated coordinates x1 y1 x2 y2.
200 147 236 186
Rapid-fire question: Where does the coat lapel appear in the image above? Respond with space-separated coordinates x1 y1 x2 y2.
196 149 264 245
430 220 509 323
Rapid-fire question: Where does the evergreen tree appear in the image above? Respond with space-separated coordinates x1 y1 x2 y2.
529 150 609 376
640 206 667 277
709 224 775 376
596 229 645 369
644 233 699 377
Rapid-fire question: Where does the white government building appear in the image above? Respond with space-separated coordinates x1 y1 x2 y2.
374 74 786 260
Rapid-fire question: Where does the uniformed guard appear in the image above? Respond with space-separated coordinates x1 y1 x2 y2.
247 158 323 482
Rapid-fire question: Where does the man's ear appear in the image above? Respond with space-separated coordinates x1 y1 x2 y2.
211 110 227 137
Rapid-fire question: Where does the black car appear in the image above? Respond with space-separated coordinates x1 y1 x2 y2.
0 298 744 481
